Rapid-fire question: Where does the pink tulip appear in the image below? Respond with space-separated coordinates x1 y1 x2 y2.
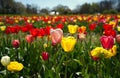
12 40 20 48
116 34 120 43
50 28 63 46
100 36 114 49
25 35 34 43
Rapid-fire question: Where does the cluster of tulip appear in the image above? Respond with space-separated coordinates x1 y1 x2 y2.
0 14 120 77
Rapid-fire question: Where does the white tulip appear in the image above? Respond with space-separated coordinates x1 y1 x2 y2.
1 56 10 66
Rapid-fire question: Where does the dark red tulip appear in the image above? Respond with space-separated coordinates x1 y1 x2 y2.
12 40 20 48
91 56 100 61
42 52 49 61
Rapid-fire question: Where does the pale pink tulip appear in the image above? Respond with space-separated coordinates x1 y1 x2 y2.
50 28 63 46
25 35 34 43
78 33 86 41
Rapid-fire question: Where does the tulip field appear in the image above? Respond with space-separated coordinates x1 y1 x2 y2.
0 14 120 78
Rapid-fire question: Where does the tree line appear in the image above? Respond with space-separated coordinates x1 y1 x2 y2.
0 0 120 14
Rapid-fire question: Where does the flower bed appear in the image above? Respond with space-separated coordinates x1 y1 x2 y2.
0 14 120 78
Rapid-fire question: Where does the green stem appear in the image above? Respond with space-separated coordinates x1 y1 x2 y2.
15 49 19 61
65 53 68 78
95 61 98 78
5 67 8 78
98 60 102 78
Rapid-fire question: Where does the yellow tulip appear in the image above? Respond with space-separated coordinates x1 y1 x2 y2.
118 15 120 18
68 25 78 34
78 16 82 21
91 45 117 59
7 61 24 72
48 21 51 24
91 47 103 57
118 19 120 22
32 20 35 23
43 43 48 48
73 20 77 22
117 26 120 32
102 49 113 58
109 21 116 28
15 20 19 23
109 45 117 57
61 36 76 52
93 16 98 21
0 22 3 25
0 26 6 31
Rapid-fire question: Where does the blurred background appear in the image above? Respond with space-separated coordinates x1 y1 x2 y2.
0 0 120 15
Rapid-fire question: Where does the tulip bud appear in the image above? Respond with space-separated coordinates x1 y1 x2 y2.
43 43 48 48
116 34 120 43
1 55 10 66
25 35 34 43
12 40 20 48
42 52 49 61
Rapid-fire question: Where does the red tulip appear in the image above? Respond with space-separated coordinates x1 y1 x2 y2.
104 29 116 38
30 28 39 37
56 24 64 29
50 28 63 46
21 26 29 32
100 36 114 49
45 26 52 35
12 40 20 48
42 52 49 61
89 23 96 31
37 28 46 37
103 24 113 30
25 35 34 43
